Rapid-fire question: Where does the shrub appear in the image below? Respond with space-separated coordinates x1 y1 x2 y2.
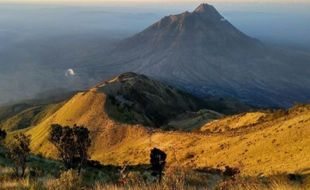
0 129 6 143
150 148 167 182
126 171 144 185
86 160 103 169
163 167 186 189
6 133 31 178
47 169 82 190
29 165 45 179
223 166 240 179
49 124 91 173
288 173 303 183
29 181 45 190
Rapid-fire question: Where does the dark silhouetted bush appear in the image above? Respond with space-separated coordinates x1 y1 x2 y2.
0 129 6 142
7 133 31 178
223 166 240 178
150 147 167 182
288 173 303 183
49 124 91 173
86 160 104 169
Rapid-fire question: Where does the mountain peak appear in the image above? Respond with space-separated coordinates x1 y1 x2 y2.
194 3 215 13
193 3 223 20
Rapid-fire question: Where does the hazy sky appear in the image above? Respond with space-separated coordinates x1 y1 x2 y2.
0 0 309 104
1 0 310 4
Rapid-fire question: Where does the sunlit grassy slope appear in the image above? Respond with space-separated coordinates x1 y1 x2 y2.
22 86 310 176
0 102 64 132
4 73 308 176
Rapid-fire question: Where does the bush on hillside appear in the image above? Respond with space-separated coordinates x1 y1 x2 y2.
150 148 167 182
223 166 240 179
47 169 82 190
288 173 303 183
49 124 91 173
6 133 31 178
0 129 6 143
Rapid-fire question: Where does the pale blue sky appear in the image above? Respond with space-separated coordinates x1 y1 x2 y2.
1 0 309 5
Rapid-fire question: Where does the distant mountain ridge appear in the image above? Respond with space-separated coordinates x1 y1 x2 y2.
116 3 262 53
98 3 310 107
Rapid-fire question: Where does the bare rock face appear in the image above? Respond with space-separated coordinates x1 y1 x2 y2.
99 4 310 107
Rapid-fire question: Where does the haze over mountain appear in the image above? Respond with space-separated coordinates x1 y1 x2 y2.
99 3 310 107
0 3 310 106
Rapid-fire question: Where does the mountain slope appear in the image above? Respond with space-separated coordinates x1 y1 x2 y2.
98 3 310 107
95 72 206 127
19 72 218 156
3 73 306 176
24 92 310 175
0 102 64 132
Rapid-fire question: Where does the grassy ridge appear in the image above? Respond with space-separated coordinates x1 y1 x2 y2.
1 146 310 190
0 102 64 132
0 74 309 187
16 86 310 176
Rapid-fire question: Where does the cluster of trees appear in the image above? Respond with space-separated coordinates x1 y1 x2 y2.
1 122 244 186
0 124 92 178
1 124 169 182
48 124 168 181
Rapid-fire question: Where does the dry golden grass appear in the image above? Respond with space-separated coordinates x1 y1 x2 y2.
10 86 309 176
216 175 310 190
93 172 310 190
1 164 309 190
0 179 30 189
0 167 30 189
200 111 267 132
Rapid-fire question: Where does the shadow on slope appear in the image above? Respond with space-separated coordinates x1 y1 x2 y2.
100 72 208 128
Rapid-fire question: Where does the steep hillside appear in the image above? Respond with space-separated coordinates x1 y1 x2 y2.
0 102 64 132
97 72 205 127
92 104 310 175
0 91 74 132
11 74 308 176
1 73 306 176
97 3 310 107
0 103 34 121
24 97 310 175
20 73 218 157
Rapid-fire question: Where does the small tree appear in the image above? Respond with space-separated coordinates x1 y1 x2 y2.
73 125 91 173
0 129 7 174
150 147 167 182
49 124 91 173
7 133 31 178
0 129 7 145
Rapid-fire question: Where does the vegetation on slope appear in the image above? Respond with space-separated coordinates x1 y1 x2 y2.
0 90 73 131
0 145 309 190
0 73 309 189
99 72 208 127
1 133 309 190
21 76 310 176
0 102 64 132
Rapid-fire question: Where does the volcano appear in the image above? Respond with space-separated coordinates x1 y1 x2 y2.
97 3 310 107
